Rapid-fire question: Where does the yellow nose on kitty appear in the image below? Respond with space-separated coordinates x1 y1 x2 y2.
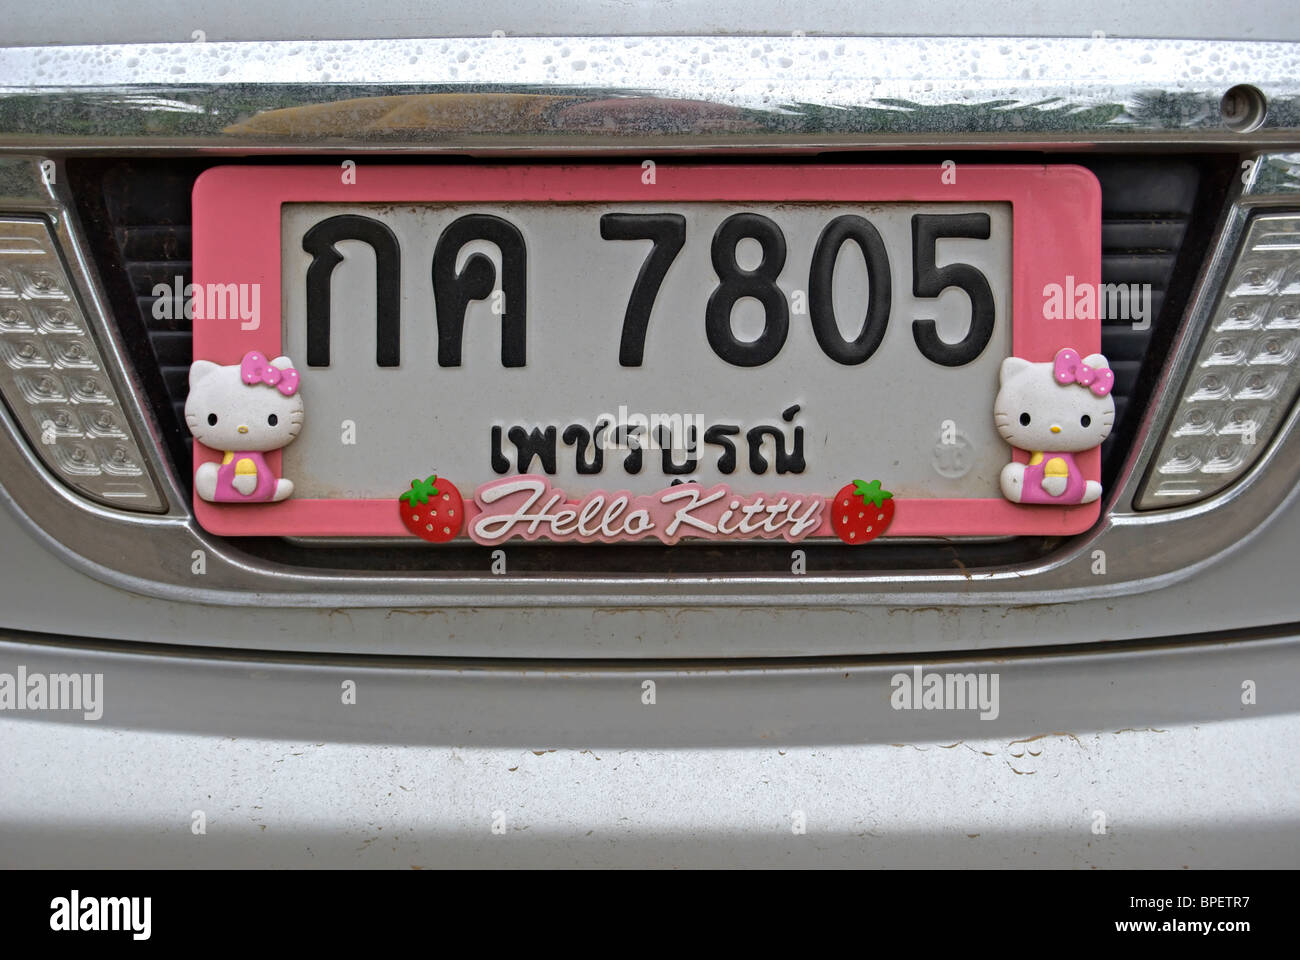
237 425 249 434
1050 424 1062 434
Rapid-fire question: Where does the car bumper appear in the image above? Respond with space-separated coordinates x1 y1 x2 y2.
3 621 1299 867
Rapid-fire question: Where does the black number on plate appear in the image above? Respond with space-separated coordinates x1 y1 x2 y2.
910 212 996 367
599 213 687 367
302 214 402 368
706 213 790 367
808 215 892 365
432 214 528 367
302 208 996 373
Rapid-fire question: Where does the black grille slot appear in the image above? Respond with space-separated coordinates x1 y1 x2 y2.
70 155 1229 546
1091 158 1205 469
106 173 194 427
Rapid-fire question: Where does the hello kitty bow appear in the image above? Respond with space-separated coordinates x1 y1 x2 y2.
239 350 300 396
1053 348 1113 397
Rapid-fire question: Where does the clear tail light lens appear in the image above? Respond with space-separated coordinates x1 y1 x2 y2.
1136 213 1300 508
0 218 164 512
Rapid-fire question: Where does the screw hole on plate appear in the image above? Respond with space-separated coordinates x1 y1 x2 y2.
1220 84 1267 133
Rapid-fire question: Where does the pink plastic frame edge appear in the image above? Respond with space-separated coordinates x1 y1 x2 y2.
191 163 1102 539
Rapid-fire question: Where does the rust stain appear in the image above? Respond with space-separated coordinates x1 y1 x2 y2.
327 608 355 627
1008 731 1085 749
944 546 973 581
1113 727 1168 735
1000 601 1070 615
383 608 450 624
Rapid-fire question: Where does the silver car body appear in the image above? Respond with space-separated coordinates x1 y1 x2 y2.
1 3 1298 867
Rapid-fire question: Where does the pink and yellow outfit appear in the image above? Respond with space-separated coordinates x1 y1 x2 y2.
1019 451 1086 504
214 450 278 502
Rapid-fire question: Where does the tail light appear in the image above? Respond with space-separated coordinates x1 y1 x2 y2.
1137 212 1300 508
0 217 164 511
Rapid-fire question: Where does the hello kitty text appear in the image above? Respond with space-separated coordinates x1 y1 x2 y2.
469 476 825 545
993 347 1115 505
185 351 305 503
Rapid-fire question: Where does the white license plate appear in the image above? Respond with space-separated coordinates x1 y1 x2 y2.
189 164 1103 544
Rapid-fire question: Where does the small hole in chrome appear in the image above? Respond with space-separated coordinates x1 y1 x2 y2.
1220 84 1267 133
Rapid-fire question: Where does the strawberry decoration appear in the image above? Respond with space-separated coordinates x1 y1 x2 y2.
398 473 464 543
831 478 894 544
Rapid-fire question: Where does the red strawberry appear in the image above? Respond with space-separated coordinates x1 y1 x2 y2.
398 473 464 542
831 478 894 544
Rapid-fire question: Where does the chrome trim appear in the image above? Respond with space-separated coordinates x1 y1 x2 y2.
0 140 1297 608
2 36 1300 150
0 157 187 518
1245 152 1300 197
1123 160 1300 516
1131 205 1300 509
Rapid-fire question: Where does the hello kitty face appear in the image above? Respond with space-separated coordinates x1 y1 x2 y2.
185 353 304 452
994 351 1115 453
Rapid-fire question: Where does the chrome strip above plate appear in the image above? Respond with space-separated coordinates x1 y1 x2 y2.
0 36 1299 150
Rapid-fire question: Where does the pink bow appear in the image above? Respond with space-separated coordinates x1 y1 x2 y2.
1053 347 1113 397
240 350 300 396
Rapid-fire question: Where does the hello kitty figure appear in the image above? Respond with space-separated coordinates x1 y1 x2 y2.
185 351 304 503
994 348 1115 505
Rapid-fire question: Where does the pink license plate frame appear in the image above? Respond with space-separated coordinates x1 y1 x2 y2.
191 163 1102 540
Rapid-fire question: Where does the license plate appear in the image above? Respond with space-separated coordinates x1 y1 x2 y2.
190 164 1102 543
